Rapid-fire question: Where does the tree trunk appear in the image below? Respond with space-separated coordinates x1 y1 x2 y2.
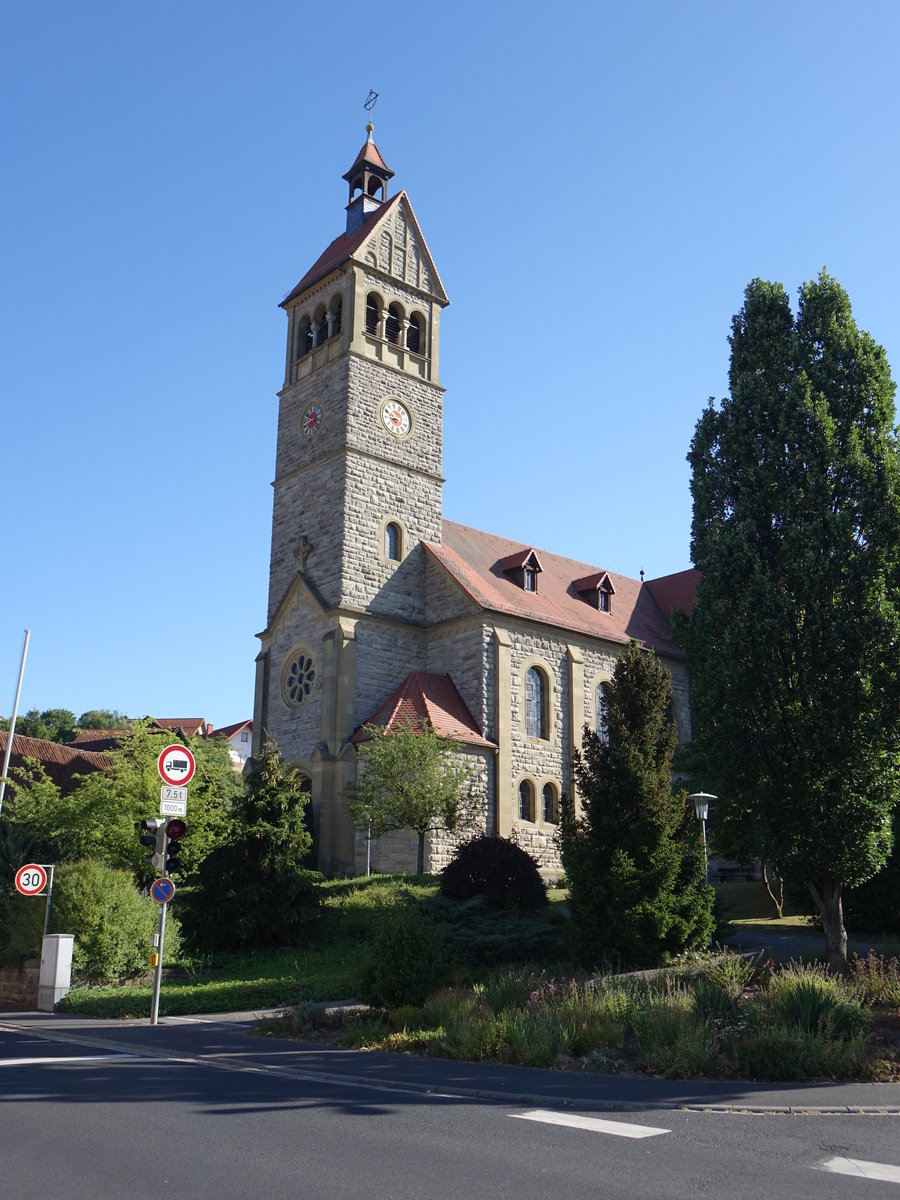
762 863 784 919
808 877 848 973
416 831 425 876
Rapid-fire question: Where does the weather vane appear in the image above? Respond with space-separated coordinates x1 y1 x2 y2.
364 89 379 116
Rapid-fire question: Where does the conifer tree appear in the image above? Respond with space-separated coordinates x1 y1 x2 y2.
561 640 713 967
681 273 900 969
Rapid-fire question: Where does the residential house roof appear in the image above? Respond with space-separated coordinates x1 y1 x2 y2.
0 732 112 793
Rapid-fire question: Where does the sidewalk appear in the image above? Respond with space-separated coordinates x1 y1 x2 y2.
3 1007 899 1115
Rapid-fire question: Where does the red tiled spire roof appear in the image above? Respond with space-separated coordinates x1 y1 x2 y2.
343 131 393 178
352 671 494 749
425 521 694 660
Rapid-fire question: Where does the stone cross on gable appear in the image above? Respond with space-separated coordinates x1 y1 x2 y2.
294 535 314 572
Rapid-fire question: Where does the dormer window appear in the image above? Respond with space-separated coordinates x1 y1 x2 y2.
574 571 616 613
500 547 543 593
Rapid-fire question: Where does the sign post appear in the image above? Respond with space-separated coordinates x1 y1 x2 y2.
15 862 55 937
146 745 195 1025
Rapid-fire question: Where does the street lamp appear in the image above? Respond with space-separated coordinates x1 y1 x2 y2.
687 792 716 884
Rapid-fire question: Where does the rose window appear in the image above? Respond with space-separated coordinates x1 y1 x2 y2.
283 653 316 706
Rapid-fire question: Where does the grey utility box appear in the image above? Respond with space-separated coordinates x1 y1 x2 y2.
38 934 74 1012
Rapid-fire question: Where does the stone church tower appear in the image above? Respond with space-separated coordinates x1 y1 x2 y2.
255 123 700 880
253 123 451 874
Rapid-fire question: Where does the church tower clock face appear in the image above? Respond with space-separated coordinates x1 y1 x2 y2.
301 402 323 437
380 397 411 437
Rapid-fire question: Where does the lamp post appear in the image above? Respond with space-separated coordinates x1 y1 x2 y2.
687 792 716 885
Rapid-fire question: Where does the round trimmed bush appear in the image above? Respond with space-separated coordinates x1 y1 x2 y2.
440 835 548 913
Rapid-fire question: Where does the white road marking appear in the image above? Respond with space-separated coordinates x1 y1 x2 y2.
512 1109 670 1138
0 1054 143 1067
819 1156 900 1184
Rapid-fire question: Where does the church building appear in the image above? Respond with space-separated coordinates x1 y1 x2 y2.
252 122 699 876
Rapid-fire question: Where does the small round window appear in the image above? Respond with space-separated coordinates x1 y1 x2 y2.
282 649 316 707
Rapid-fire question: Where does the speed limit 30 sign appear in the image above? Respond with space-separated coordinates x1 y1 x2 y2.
15 863 48 895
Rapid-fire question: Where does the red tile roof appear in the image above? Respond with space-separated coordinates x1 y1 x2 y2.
211 720 252 739
153 718 208 738
426 521 693 660
352 671 494 749
0 732 112 793
280 193 403 307
70 727 129 746
643 568 701 620
344 135 393 177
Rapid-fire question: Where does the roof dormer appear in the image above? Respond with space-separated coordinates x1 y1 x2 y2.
500 548 543 593
574 570 616 613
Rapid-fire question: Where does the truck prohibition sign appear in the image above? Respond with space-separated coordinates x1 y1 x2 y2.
157 744 196 787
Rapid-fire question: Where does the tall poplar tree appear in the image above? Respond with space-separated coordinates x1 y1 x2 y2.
680 273 900 969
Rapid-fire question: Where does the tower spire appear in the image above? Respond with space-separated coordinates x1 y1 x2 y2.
343 91 393 233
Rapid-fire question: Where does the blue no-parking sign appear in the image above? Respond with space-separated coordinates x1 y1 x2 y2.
150 877 176 904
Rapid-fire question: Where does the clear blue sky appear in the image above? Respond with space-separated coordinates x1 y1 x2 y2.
2 1 898 729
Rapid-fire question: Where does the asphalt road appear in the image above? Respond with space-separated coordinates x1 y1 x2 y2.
2 1014 900 1200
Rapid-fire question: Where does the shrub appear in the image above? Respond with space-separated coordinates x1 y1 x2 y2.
440 835 547 913
50 860 174 984
493 1008 569 1068
423 894 562 965
442 1006 497 1060
422 986 476 1029
356 904 448 1007
389 1004 424 1031
730 1030 870 1080
692 976 741 1026
849 952 900 1007
630 1007 711 1078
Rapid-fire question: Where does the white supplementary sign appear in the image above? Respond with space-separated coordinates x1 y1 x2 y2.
160 785 188 817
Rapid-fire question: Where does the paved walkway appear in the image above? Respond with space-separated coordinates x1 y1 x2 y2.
2 1008 899 1116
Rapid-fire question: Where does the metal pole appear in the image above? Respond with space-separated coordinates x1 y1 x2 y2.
701 818 708 884
42 863 55 937
150 901 167 1026
0 628 31 816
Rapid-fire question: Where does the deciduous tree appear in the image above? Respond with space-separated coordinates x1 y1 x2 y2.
346 721 483 876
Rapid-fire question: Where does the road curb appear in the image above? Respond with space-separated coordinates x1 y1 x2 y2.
4 1018 900 1117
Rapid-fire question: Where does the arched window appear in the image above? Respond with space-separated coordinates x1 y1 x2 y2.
385 302 402 345
367 177 383 199
519 779 534 822
298 316 313 358
330 295 342 339
596 681 611 744
315 306 328 346
542 783 558 824
407 313 423 355
525 666 547 739
385 522 401 561
365 295 380 336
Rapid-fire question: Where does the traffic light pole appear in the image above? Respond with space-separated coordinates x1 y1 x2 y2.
150 898 168 1026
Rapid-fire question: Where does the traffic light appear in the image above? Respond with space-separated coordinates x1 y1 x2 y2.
165 818 186 876
139 819 167 873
